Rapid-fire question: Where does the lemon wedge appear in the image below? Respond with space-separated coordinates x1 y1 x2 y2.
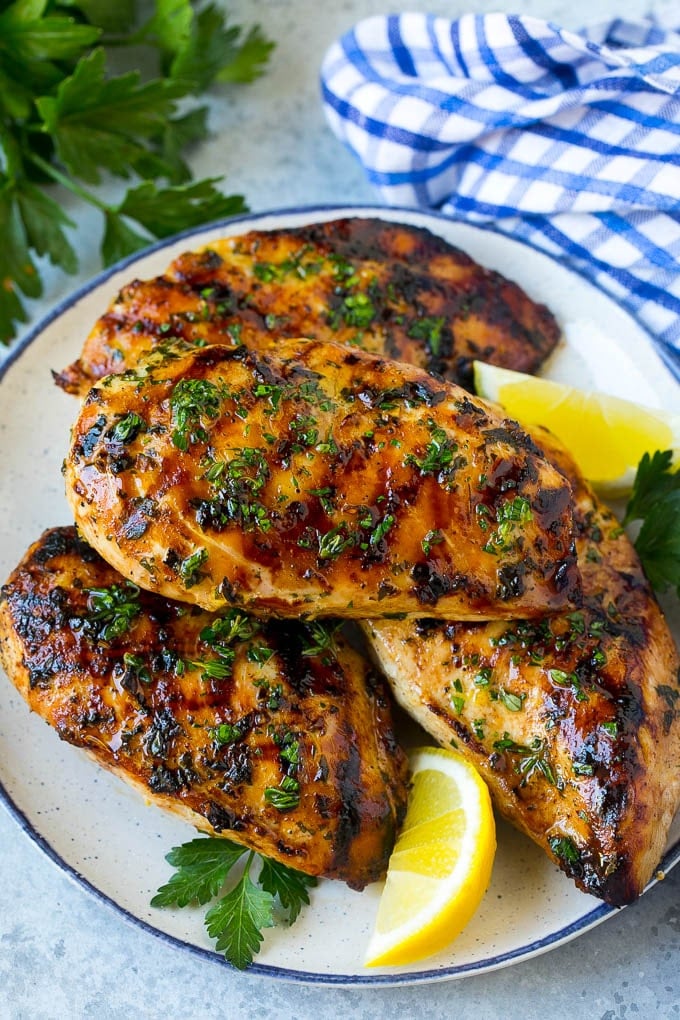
473 361 680 496
364 747 496 968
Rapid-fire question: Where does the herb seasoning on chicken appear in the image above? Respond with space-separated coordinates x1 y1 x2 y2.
363 427 680 905
0 527 408 889
64 338 579 620
56 217 560 397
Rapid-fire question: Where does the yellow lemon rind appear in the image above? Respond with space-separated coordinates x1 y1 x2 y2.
364 747 496 968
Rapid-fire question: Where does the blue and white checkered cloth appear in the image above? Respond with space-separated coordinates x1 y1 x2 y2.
320 13 680 380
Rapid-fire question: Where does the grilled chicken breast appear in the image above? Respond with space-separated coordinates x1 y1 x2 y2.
65 338 579 620
55 217 560 397
363 430 680 905
0 527 408 889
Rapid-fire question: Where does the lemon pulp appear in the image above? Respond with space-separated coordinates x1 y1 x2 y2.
365 747 496 968
473 361 680 494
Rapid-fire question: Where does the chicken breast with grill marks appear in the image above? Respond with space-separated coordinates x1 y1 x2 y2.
55 217 560 397
64 338 579 621
0 527 408 889
363 429 680 905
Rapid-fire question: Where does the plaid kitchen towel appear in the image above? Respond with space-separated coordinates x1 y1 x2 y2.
320 13 680 379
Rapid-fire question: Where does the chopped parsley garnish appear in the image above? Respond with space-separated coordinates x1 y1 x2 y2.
264 775 300 811
474 667 492 687
246 643 274 665
342 291 375 329
422 528 444 556
253 383 283 410
406 419 458 477
315 432 338 456
483 497 533 554
253 261 279 282
368 513 395 549
328 253 356 282
212 721 246 746
170 378 223 451
499 689 524 712
123 652 151 684
297 378 336 413
307 487 335 514
475 504 492 532
196 448 271 534
497 496 533 524
493 733 557 787
252 247 319 285
566 612 585 635
300 621 340 658
188 610 258 683
407 316 446 357
110 412 146 444
83 581 141 641
201 610 257 647
152 837 315 970
548 668 588 702
318 525 354 560
178 547 208 588
548 836 581 866
279 738 300 769
289 413 319 448
189 653 235 681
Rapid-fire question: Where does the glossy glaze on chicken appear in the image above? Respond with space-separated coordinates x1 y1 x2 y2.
65 338 579 620
0 527 408 889
364 429 680 905
55 217 560 396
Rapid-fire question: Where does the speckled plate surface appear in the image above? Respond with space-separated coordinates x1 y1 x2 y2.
0 205 678 987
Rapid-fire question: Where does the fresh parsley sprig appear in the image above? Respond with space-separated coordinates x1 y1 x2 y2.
151 837 316 970
0 0 274 343
624 450 680 598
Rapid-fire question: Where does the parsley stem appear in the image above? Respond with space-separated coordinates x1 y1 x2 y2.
26 152 112 215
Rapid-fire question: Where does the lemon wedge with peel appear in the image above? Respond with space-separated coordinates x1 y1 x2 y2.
473 361 680 496
364 747 495 968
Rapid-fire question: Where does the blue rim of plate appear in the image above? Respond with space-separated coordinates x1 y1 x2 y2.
1 203 679 987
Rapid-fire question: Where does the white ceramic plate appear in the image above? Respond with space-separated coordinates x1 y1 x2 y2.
1 205 678 987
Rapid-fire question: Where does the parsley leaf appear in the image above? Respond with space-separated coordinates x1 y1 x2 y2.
140 0 275 91
259 857 316 924
101 176 247 268
16 180 78 274
215 25 275 85
65 1 137 33
152 837 315 970
634 491 680 597
151 837 247 908
157 106 210 183
0 179 52 333
115 179 247 240
624 450 680 526
36 49 187 184
205 870 275 971
136 0 194 69
101 211 150 268
624 450 680 597
0 0 274 344
0 5 101 64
